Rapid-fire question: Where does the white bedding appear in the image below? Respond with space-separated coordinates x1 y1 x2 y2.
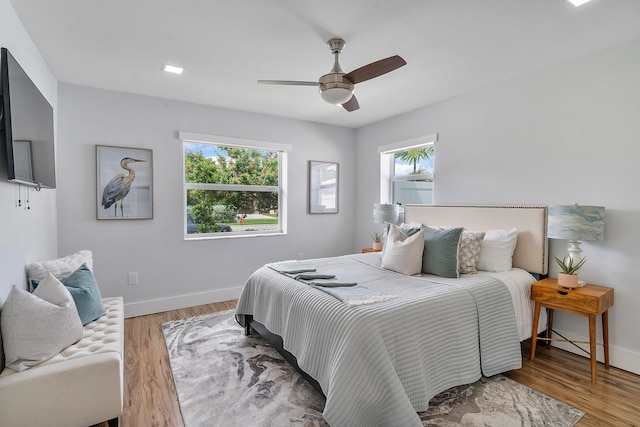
358 252 547 341
478 268 547 341
236 252 539 427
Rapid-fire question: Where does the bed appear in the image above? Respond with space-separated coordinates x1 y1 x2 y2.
235 205 549 427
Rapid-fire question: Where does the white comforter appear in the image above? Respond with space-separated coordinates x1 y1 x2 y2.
478 268 547 340
236 253 539 427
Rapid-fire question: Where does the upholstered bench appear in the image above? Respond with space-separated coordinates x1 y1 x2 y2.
0 296 124 427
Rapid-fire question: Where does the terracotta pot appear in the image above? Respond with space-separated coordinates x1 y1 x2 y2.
558 272 579 289
372 241 383 251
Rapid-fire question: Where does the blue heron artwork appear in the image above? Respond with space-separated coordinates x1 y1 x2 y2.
97 146 153 219
102 157 146 216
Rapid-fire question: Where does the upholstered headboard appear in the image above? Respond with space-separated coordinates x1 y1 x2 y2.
404 205 548 275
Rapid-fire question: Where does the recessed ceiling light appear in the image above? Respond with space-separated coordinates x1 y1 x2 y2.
162 64 184 75
568 0 593 6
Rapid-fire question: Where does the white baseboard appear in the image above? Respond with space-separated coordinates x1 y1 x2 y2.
123 286 243 318
550 328 640 376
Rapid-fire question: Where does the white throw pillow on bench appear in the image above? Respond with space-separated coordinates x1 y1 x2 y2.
26 249 93 282
1 274 84 372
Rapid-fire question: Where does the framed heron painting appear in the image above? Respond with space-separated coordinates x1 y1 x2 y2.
96 145 153 220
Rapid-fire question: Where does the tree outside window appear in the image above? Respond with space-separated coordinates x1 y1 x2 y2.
184 142 283 236
391 144 434 206
394 145 434 178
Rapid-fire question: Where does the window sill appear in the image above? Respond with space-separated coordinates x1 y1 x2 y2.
184 231 287 241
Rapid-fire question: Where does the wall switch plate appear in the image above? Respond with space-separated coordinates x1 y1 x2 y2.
128 272 138 285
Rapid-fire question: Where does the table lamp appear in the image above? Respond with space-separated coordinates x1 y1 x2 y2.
548 204 605 265
372 203 399 225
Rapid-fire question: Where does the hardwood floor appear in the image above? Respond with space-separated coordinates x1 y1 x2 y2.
119 300 640 427
120 300 236 427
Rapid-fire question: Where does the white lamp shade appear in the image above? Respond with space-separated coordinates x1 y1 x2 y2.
373 203 399 224
548 204 605 241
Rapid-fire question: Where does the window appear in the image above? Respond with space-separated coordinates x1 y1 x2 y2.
180 132 290 238
378 134 437 207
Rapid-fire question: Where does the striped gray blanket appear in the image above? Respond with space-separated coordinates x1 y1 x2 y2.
236 253 521 427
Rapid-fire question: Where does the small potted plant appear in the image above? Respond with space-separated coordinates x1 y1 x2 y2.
371 231 385 251
554 254 586 288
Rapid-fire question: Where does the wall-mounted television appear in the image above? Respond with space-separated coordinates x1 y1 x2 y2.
0 47 56 189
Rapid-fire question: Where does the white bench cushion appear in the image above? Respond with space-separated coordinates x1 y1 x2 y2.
0 297 124 427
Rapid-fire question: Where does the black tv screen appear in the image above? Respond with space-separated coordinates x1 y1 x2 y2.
0 47 56 189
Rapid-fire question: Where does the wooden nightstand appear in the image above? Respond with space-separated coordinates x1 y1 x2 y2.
530 277 614 383
362 248 382 253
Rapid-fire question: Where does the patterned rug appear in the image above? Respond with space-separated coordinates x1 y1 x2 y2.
162 310 584 427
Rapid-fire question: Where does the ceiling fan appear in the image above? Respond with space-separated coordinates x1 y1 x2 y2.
257 38 406 112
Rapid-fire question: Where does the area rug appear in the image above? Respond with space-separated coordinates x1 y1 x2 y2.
162 310 584 427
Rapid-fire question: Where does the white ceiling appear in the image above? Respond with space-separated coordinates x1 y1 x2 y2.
9 0 640 128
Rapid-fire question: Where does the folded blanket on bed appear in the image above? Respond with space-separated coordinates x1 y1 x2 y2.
266 261 393 305
281 268 317 274
293 272 336 280
308 283 395 306
301 279 358 287
267 262 317 275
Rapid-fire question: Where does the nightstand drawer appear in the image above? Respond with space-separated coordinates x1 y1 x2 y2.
531 278 614 316
530 277 614 383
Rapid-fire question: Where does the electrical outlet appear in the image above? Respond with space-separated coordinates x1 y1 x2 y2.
128 272 138 285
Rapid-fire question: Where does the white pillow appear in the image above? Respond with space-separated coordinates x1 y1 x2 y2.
1 274 84 372
26 250 93 282
381 225 425 276
476 228 518 272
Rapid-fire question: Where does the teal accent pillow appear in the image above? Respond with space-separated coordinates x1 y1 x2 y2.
30 263 106 325
421 226 463 278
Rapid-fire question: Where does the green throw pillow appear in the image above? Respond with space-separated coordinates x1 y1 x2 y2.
31 263 106 325
421 226 463 278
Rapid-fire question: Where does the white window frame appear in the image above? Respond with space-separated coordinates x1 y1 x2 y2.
180 131 291 239
378 133 438 206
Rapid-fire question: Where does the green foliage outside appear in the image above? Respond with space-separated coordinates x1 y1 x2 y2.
185 146 279 232
395 146 434 177
191 204 238 233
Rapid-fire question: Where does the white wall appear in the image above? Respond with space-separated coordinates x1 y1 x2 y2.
0 0 58 304
355 38 640 374
56 84 356 317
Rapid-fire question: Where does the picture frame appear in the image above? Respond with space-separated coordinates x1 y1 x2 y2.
96 145 153 220
308 160 339 214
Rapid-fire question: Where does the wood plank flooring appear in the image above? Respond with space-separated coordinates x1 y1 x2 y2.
117 300 640 427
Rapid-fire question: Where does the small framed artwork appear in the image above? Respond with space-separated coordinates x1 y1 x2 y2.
308 160 339 214
96 145 153 220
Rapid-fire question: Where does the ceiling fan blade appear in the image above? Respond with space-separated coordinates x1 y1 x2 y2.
344 55 407 85
257 80 319 86
341 95 360 112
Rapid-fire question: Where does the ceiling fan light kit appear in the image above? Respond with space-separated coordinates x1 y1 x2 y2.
319 74 354 105
258 37 406 112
